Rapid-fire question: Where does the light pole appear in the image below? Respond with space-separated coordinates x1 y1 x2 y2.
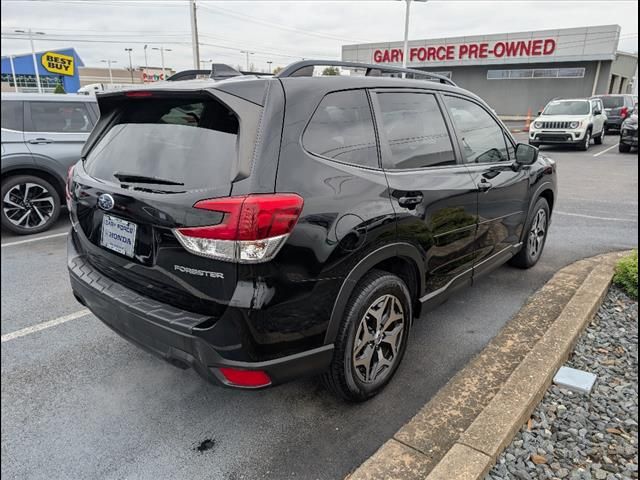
143 44 149 81
100 59 117 85
14 29 45 93
399 0 427 73
124 48 134 83
152 47 171 79
8 55 18 92
240 50 254 71
267 61 273 74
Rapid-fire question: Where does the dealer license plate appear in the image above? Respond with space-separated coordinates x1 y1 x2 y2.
100 214 137 258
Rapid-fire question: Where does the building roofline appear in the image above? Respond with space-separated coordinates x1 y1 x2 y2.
1 47 85 67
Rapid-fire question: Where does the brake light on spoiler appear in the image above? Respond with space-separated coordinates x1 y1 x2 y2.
174 194 304 263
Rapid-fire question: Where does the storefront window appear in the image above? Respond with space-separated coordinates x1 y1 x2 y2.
1 73 65 91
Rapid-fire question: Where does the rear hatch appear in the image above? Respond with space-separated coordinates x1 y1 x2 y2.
69 88 264 315
598 96 628 122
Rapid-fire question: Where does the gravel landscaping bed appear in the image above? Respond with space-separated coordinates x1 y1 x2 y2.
486 286 638 480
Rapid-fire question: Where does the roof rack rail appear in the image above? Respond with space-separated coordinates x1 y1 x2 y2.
275 60 457 86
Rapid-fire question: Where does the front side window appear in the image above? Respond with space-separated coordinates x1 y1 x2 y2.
303 90 378 168
543 100 590 116
444 95 510 164
28 101 94 133
377 92 456 169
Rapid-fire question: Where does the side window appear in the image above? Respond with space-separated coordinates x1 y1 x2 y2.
376 92 456 169
444 96 510 164
160 102 204 127
28 101 94 133
1 101 24 131
303 90 378 168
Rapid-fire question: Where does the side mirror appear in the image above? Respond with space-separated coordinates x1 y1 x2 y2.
515 143 538 166
538 110 543 116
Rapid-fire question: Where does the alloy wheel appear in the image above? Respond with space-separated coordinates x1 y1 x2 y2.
528 208 547 259
3 182 56 230
352 294 405 384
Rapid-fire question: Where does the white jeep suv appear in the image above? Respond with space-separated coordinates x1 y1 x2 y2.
529 98 607 151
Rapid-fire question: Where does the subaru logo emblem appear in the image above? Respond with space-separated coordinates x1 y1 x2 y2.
98 193 115 211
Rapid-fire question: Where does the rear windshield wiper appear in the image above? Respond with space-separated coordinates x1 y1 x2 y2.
113 172 184 186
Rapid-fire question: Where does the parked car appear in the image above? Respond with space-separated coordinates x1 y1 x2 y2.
592 94 637 133
67 60 557 401
1 93 98 234
619 105 638 153
529 98 607 151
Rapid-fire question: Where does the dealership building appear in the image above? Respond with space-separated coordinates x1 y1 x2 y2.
342 24 638 117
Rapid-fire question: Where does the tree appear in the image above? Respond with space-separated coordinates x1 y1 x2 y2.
322 66 340 76
272 66 284 75
53 82 66 94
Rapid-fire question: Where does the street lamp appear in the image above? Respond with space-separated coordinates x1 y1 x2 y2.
267 61 273 74
100 59 117 85
14 29 45 93
143 44 149 80
124 48 134 83
240 50 254 71
152 46 172 79
399 0 428 73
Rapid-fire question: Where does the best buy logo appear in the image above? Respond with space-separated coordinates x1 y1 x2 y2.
41 52 74 76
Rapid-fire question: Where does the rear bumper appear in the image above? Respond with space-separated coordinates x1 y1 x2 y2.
67 232 333 388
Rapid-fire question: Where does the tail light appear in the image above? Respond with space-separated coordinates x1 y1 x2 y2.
65 165 75 208
174 193 304 263
219 367 271 388
621 107 629 119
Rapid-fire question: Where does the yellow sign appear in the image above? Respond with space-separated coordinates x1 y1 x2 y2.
41 51 75 76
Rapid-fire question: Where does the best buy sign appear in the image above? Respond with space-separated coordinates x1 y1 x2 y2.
41 51 75 76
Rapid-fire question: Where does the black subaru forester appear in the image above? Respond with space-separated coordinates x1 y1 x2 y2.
67 61 557 401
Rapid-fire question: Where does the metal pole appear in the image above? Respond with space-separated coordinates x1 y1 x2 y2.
190 0 200 69
267 61 273 73
125 48 134 83
28 29 43 93
592 61 601 97
9 55 18 92
402 0 411 73
160 48 166 79
143 44 148 82
108 60 113 84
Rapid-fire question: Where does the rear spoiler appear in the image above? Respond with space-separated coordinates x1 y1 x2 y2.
166 64 273 82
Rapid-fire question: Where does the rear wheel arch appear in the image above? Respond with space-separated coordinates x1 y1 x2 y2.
1 167 65 202
323 243 425 345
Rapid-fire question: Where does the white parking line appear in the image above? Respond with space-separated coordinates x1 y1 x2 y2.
1 309 90 343
1 231 68 248
593 144 619 157
555 211 638 222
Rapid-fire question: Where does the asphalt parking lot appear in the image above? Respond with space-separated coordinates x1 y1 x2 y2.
1 134 638 480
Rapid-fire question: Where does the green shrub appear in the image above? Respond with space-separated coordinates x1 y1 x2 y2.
53 83 66 94
614 250 638 300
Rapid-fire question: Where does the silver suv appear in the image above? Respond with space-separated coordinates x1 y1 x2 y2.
1 93 98 234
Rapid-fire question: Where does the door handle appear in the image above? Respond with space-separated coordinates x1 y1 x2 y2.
398 193 424 208
478 178 493 193
28 138 53 144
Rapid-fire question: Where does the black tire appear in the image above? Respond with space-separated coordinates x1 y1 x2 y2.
1 175 61 235
322 270 412 402
619 143 631 153
594 127 605 145
578 129 591 151
509 197 550 269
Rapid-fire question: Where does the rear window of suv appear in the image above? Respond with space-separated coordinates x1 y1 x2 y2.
83 95 238 190
598 96 625 108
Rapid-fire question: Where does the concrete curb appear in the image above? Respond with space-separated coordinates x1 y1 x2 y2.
347 251 630 480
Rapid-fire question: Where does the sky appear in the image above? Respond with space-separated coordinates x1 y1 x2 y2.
1 0 638 73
